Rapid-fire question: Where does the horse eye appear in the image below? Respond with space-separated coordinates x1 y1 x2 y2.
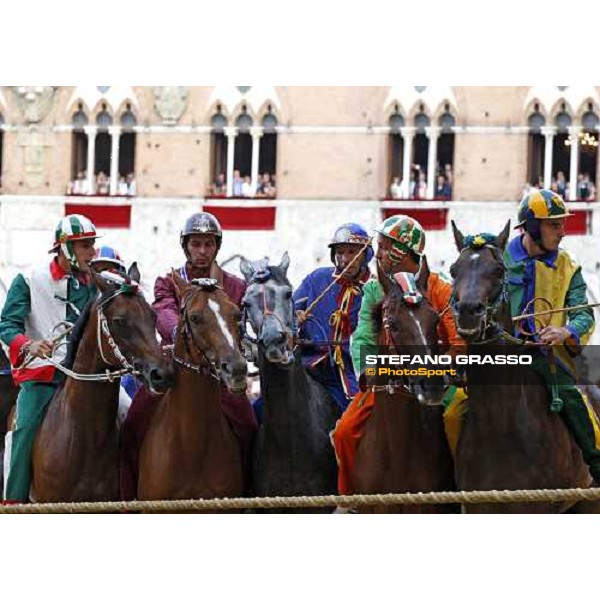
190 314 203 325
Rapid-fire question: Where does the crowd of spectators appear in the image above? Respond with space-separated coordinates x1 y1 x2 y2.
68 171 137 196
522 171 596 201
210 170 277 198
390 163 453 199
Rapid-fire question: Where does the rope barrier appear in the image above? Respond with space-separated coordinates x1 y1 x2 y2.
3 487 600 513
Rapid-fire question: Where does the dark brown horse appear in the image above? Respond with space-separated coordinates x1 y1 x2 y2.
0 348 18 484
138 274 248 501
353 259 456 513
450 221 600 513
30 265 172 502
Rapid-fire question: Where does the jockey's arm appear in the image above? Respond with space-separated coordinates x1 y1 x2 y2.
292 274 311 327
153 275 180 345
351 280 381 375
561 267 595 354
0 274 52 365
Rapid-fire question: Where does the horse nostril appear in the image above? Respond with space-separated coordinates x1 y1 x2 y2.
149 367 171 389
472 303 485 316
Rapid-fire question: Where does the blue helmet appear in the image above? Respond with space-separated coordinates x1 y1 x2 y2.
90 245 126 273
328 223 374 266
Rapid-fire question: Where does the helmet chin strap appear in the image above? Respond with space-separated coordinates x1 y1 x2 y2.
61 242 81 270
525 219 551 253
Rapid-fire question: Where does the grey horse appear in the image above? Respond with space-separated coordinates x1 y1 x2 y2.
240 253 339 512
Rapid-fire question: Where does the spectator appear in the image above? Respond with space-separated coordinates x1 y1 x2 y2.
435 174 452 198
556 171 567 199
414 170 427 199
70 171 86 195
212 173 226 195
550 180 559 194
390 176 401 199
444 163 453 186
256 173 271 198
126 173 137 196
118 176 129 196
578 173 593 201
232 170 243 196
96 171 109 195
241 176 253 198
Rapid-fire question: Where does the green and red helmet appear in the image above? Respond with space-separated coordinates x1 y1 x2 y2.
50 214 101 268
375 215 426 263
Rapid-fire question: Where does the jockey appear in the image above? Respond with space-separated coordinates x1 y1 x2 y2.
293 223 372 413
119 211 257 499
90 245 127 276
0 214 99 502
444 189 600 484
331 214 466 495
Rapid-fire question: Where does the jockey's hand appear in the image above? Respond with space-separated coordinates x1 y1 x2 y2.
539 326 571 345
28 339 54 358
296 310 307 325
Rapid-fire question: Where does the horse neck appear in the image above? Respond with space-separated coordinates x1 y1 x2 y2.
169 334 222 425
258 348 314 431
61 311 119 427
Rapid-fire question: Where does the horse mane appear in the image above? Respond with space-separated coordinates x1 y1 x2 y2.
372 300 384 335
63 287 116 369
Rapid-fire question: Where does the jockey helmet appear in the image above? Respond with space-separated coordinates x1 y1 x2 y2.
50 214 101 269
516 189 572 244
180 212 223 255
328 223 374 265
375 215 426 263
90 246 126 274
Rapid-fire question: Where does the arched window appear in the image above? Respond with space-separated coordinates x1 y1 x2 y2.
412 111 430 198
527 110 546 188
119 107 137 181
94 107 113 178
388 111 405 197
71 106 89 183
209 110 229 196
553 108 572 189
437 111 455 198
259 112 278 189
580 109 598 199
234 111 253 186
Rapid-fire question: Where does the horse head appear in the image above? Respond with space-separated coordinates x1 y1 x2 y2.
239 252 296 366
92 264 172 394
449 220 511 342
378 256 444 406
171 271 248 393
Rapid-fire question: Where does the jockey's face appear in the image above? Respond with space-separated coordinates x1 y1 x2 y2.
376 235 418 275
539 218 566 252
333 244 363 280
72 239 96 271
186 234 218 270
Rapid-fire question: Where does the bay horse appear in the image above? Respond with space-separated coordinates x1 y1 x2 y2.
450 221 600 513
0 348 18 484
240 254 339 511
138 274 248 501
353 259 456 513
29 265 172 503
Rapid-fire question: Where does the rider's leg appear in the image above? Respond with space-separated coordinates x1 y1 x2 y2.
442 386 469 459
4 381 56 502
330 390 376 495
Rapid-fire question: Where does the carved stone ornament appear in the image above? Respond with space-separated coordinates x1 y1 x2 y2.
153 86 189 124
13 86 57 123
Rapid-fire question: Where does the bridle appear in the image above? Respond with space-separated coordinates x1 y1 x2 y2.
171 278 224 381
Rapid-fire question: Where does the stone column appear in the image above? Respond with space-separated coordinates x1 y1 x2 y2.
84 125 97 195
108 126 121 196
568 126 581 200
400 127 415 198
224 127 238 197
250 127 263 195
541 126 556 189
425 126 440 199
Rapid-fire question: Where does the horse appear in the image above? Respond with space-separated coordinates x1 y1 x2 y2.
138 274 248 501
240 253 339 511
0 348 18 484
449 220 600 513
27 265 172 503
352 259 456 513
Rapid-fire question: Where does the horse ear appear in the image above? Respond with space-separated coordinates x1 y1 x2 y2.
451 220 465 251
416 255 430 294
496 220 511 251
170 269 188 298
377 262 392 296
279 251 290 273
128 261 141 283
92 270 110 293
239 257 254 282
